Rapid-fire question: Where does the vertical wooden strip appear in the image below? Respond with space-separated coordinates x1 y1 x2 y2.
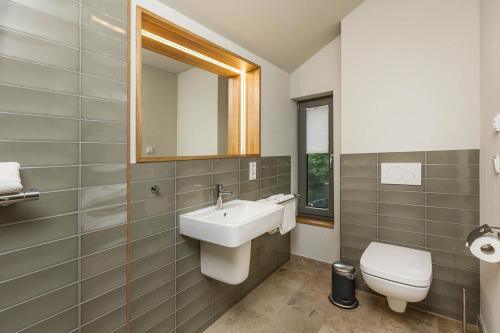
245 69 261 155
227 75 241 155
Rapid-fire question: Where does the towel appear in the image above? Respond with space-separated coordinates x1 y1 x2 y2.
258 193 296 235
0 162 23 194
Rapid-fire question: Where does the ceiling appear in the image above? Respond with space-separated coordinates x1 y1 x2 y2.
159 0 364 72
142 49 193 73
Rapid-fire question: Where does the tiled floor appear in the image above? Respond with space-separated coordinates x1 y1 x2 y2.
205 255 479 333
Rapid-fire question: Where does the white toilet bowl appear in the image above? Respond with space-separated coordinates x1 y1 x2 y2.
360 242 432 313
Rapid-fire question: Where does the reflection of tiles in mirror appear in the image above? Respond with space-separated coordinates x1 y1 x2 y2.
205 255 479 333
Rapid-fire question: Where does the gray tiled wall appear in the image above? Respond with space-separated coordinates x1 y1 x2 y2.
340 149 480 323
0 1 292 331
0 0 126 332
130 156 292 333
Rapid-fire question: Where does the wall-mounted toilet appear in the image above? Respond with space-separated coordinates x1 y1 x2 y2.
360 242 432 313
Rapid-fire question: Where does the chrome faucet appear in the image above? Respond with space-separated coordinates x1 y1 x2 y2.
215 184 232 210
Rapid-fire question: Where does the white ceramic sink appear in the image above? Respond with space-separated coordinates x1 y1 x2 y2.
179 200 284 284
180 199 284 247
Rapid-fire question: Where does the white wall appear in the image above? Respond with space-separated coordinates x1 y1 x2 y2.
341 0 480 154
479 1 500 332
289 38 341 263
130 1 296 191
141 64 178 156
176 68 218 156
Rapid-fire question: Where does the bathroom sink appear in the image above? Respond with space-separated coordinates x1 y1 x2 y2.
180 199 284 247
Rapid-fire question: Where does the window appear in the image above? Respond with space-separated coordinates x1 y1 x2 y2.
298 96 333 219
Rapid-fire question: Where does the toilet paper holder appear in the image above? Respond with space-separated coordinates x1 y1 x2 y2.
466 224 500 250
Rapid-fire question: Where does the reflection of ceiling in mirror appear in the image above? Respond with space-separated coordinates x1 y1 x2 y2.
142 48 193 74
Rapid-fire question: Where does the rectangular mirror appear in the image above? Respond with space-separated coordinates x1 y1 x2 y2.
136 7 261 162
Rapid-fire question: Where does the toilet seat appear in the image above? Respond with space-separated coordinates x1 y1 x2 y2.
360 242 432 287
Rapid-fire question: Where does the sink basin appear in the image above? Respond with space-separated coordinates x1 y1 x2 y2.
180 199 284 247
179 200 284 284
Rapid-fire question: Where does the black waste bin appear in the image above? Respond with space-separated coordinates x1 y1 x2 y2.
329 261 358 309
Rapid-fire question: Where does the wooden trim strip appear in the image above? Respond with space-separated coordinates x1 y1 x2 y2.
296 215 335 229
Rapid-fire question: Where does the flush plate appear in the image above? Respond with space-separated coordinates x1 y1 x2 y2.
381 163 421 185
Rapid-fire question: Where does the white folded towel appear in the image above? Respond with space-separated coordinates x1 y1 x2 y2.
0 162 23 195
259 193 297 235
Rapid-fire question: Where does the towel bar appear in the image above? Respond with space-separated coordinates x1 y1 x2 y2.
0 190 40 207
278 194 300 204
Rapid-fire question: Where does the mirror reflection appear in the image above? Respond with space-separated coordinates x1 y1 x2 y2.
141 48 229 157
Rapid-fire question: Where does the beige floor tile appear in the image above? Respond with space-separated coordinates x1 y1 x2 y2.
205 255 479 333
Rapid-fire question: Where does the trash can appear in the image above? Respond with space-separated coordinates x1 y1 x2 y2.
329 261 358 309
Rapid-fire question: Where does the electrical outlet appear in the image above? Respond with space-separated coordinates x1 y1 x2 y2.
249 162 257 180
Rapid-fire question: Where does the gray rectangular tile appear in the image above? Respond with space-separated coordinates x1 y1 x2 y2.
130 297 174 333
340 223 377 239
130 246 175 280
131 213 175 241
81 265 126 301
0 84 78 117
379 215 425 233
0 27 78 70
83 0 128 22
130 281 175 319
427 235 468 254
130 263 174 299
278 165 291 175
426 164 479 179
176 253 200 276
81 204 126 232
131 229 175 260
213 158 239 173
0 0 78 46
176 160 212 177
131 162 174 181
277 156 291 166
379 191 425 205
20 166 78 192
82 51 127 82
81 286 126 324
0 56 78 94
379 228 425 247
341 189 377 202
0 284 77 332
340 165 378 177
81 225 127 256
0 141 78 166
378 203 425 219
427 207 479 225
261 166 277 178
425 179 479 195
81 183 127 210
341 154 377 166
340 212 377 227
176 175 212 193
341 200 377 215
0 237 77 281
427 193 479 210
81 305 126 333
240 180 260 194
131 195 175 221
379 151 425 163
82 120 127 143
0 260 77 309
81 244 126 279
261 156 277 167
430 249 479 272
240 157 260 169
82 97 127 122
82 164 127 186
176 189 212 210
340 177 377 190
81 74 127 101
239 168 260 182
9 0 79 23
427 221 475 239
81 143 127 164
426 150 479 164
213 171 239 186
0 213 77 254
260 176 277 189
21 307 77 333
82 6 126 41
132 178 174 202
82 28 127 61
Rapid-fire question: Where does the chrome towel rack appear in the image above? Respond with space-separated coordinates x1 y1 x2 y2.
0 190 40 207
278 194 300 204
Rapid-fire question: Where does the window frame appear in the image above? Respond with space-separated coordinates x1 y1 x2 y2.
297 96 334 218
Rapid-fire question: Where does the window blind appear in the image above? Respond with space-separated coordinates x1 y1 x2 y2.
306 105 329 154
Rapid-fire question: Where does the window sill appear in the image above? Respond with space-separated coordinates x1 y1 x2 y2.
296 215 334 229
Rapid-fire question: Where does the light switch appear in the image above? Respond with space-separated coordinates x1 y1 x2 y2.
249 162 257 180
381 163 421 185
146 146 155 154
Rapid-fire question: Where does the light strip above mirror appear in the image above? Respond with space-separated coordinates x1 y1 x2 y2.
142 30 243 75
141 29 247 155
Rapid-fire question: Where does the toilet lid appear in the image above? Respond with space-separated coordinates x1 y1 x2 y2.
360 242 432 287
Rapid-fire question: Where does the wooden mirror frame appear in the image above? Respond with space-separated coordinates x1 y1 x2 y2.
135 7 261 162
